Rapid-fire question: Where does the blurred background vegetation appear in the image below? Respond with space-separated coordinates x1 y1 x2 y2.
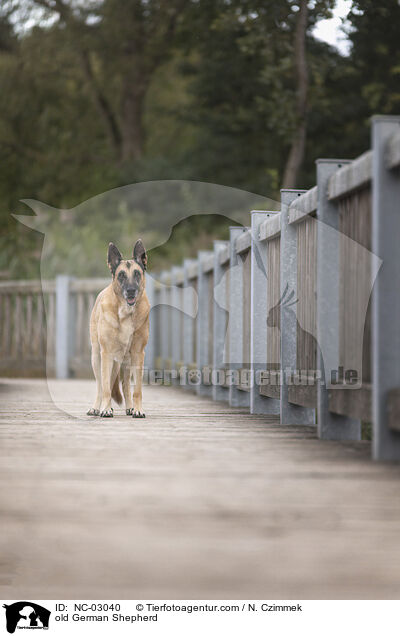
0 0 399 278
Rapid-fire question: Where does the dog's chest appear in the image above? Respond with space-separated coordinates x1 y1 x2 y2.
117 306 136 348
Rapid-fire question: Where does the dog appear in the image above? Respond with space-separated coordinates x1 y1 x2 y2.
87 239 149 418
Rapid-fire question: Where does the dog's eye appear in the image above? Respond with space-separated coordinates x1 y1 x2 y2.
118 271 126 281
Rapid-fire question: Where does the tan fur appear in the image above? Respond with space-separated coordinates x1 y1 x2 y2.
87 242 150 418
111 375 123 405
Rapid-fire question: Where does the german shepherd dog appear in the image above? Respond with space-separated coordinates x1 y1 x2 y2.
87 240 149 418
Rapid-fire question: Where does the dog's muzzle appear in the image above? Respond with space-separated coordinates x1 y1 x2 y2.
125 289 138 306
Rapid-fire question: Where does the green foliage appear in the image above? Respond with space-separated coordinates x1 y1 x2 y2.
348 0 400 115
362 421 372 441
0 1 399 278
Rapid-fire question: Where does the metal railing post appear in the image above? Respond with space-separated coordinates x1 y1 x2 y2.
228 227 250 408
182 259 197 391
196 251 213 397
171 266 183 384
159 271 170 373
213 240 230 402
55 275 72 379
371 115 400 460
250 211 280 415
144 274 155 374
316 159 361 440
280 190 315 426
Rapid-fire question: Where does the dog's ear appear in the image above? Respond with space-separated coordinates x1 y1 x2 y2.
108 242 122 276
133 239 147 271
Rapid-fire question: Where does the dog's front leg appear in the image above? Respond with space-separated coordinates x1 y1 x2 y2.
132 350 145 418
87 344 102 416
121 364 134 415
100 351 114 417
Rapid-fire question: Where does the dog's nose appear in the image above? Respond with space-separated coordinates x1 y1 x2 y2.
126 287 137 298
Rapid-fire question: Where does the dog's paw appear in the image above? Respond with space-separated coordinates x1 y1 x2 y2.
126 408 133 415
100 408 114 418
132 410 145 418
87 408 100 416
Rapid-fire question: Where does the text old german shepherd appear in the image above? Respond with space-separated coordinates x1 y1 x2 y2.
87 239 149 418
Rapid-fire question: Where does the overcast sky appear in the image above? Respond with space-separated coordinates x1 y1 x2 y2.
13 0 355 56
312 0 353 55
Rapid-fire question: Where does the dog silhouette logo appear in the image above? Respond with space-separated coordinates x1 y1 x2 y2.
2 602 50 633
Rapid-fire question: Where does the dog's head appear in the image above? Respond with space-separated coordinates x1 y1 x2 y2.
108 239 147 307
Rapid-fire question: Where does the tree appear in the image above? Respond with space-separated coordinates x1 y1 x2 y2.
182 0 337 192
282 0 308 188
2 0 400 279
27 0 191 163
347 0 400 116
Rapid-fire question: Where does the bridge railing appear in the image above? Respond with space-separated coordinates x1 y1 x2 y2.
0 277 109 378
0 279 55 377
151 115 400 461
1 116 400 461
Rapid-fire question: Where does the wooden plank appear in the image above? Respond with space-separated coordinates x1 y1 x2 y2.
386 128 400 170
200 365 213 386
0 358 46 377
328 151 372 200
328 384 372 421
47 292 56 359
388 388 400 431
75 293 84 357
338 187 372 385
259 383 281 399
173 269 185 285
235 229 251 254
82 294 91 358
192 278 198 365
259 214 281 242
202 253 214 274
25 294 33 357
70 278 110 293
87 292 96 311
4 379 400 599
224 264 230 365
237 375 251 391
288 186 318 224
1 294 11 356
0 280 55 293
187 263 198 281
37 295 45 359
296 217 317 374
85 294 95 356
33 294 43 357
0 295 2 356
242 250 251 367
179 287 184 365
218 245 230 266
266 237 281 369
288 383 317 409
12 295 22 359
207 272 214 365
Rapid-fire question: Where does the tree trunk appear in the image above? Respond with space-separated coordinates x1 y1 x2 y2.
121 83 146 162
282 0 309 189
80 50 122 158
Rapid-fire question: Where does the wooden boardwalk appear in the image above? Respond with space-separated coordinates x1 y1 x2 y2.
1 379 400 599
